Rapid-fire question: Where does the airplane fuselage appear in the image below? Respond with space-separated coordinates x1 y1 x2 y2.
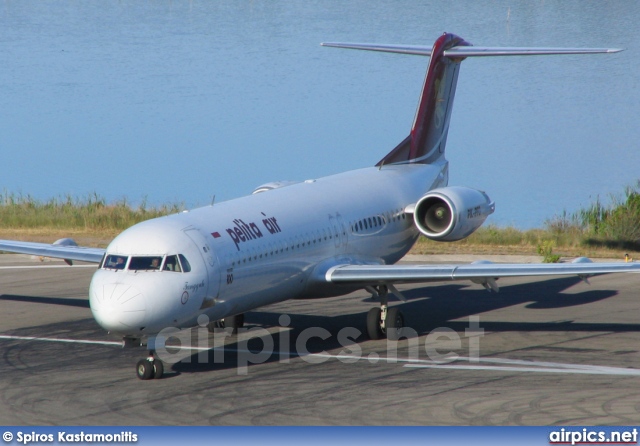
89 161 449 336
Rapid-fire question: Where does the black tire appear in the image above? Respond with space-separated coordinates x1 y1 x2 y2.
235 313 245 329
366 307 383 340
207 321 220 333
136 359 153 380
152 359 164 379
209 314 245 334
224 314 245 335
386 307 405 341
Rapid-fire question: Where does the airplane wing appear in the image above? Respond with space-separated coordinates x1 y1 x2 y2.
326 258 640 292
0 239 105 264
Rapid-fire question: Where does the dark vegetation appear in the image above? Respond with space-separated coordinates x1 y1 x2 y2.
1 182 639 258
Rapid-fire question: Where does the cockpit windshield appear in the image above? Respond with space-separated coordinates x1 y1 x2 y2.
163 255 182 272
103 255 128 270
101 254 192 273
129 256 163 271
178 254 191 272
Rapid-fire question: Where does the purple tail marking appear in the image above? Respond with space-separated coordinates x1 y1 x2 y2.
377 33 471 166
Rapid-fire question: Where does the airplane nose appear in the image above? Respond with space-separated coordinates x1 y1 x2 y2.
90 280 146 334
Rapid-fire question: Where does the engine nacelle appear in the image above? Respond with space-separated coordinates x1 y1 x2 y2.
412 186 495 241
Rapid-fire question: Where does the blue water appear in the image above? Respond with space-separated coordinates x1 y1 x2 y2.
0 1 638 229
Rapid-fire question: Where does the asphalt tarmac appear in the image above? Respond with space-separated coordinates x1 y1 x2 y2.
1 253 640 425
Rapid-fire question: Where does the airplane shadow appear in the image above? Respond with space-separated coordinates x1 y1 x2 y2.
170 275 638 377
1 277 632 379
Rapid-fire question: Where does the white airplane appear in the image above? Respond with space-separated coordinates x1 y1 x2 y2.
1 33 637 380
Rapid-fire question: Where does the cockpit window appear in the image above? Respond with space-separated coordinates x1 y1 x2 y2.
178 254 192 272
102 254 191 272
103 255 128 270
163 255 182 272
129 256 163 271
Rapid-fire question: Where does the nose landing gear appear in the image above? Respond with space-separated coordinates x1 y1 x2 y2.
366 285 404 341
136 350 164 380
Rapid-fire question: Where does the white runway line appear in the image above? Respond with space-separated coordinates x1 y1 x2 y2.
0 335 120 346
0 265 97 269
2 333 639 376
403 363 640 376
446 355 640 374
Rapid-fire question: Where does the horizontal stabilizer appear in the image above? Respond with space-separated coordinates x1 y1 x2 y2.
444 46 623 57
320 42 623 57
321 42 434 56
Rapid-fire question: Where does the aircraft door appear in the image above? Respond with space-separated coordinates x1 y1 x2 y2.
337 214 348 249
329 213 348 252
183 227 221 309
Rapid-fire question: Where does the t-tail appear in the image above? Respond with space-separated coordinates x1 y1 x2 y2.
322 33 622 166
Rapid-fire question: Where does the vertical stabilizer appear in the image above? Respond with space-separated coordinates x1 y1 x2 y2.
377 33 470 165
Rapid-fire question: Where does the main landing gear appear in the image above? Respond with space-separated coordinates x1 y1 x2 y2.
207 313 245 335
136 350 164 380
366 285 404 341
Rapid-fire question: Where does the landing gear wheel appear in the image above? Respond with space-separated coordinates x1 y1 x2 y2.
226 313 245 334
136 359 153 380
136 349 163 380
234 313 245 329
386 307 405 341
207 320 222 333
211 314 245 335
365 285 406 341
152 359 164 379
366 307 383 340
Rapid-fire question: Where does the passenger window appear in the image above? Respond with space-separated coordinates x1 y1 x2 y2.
129 256 163 271
163 255 182 272
178 254 192 272
104 255 127 270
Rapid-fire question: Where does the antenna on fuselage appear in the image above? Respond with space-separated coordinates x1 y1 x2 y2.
211 195 216 207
